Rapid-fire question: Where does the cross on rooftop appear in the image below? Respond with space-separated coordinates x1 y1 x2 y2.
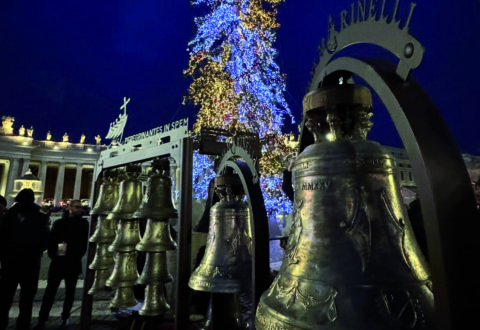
120 96 130 113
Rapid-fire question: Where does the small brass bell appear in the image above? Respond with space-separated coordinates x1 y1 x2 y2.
89 175 119 296
89 243 115 270
255 84 434 330
110 286 138 309
189 174 251 293
107 174 143 221
133 172 178 220
90 215 117 244
189 174 251 330
91 179 119 215
138 285 171 316
137 252 173 286
136 221 176 252
88 268 111 295
108 220 140 253
106 251 139 288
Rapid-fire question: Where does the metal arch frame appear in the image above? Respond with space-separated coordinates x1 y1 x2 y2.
216 158 270 319
304 56 479 330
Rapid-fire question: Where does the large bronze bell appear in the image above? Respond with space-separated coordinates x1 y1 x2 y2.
106 251 139 288
133 171 178 220
189 174 251 293
189 174 251 330
255 84 434 330
139 285 171 316
137 252 173 286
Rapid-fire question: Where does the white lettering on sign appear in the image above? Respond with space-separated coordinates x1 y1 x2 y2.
124 118 189 144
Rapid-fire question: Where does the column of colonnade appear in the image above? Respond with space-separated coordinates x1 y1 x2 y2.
5 158 20 206
5 160 88 206
38 161 48 202
73 163 83 200
53 162 65 206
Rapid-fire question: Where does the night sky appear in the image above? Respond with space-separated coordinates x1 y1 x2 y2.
1 1 479 153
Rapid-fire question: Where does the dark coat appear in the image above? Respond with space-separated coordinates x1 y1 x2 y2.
0 201 50 263
47 213 89 275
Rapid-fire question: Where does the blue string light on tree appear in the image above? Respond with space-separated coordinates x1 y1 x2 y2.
186 0 295 221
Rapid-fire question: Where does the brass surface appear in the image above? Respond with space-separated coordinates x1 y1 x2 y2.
189 175 251 293
89 243 114 270
303 84 372 114
256 85 434 329
90 215 117 244
110 286 138 309
106 177 143 220
88 268 112 295
137 252 173 286
139 285 171 316
91 181 119 215
136 220 177 252
108 220 140 253
133 173 178 220
106 251 139 288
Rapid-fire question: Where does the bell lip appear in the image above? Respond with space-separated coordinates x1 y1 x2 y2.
131 209 178 220
89 236 116 244
135 242 177 252
106 280 138 288
188 277 241 293
90 208 115 215
138 307 169 317
106 212 138 220
89 262 115 270
136 275 173 286
108 244 139 253
110 299 138 309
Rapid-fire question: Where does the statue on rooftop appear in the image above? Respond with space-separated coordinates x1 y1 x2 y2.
0 116 14 135
80 134 85 144
63 132 69 142
19 125 25 136
46 131 52 141
27 126 34 138
95 135 101 145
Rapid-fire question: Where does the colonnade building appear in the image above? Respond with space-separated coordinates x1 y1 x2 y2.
1 115 479 208
0 116 106 206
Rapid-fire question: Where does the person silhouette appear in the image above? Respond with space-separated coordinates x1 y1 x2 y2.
0 189 50 330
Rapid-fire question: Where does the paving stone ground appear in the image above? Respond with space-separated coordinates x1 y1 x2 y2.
6 280 119 330
5 247 284 329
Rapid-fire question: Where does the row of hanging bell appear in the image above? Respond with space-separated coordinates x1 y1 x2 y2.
189 173 252 329
133 167 178 316
88 177 119 295
105 168 144 308
255 84 435 329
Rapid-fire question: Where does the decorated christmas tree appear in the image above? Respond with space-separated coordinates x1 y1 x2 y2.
185 0 295 219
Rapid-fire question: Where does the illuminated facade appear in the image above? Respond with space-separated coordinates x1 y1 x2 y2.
0 116 105 206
